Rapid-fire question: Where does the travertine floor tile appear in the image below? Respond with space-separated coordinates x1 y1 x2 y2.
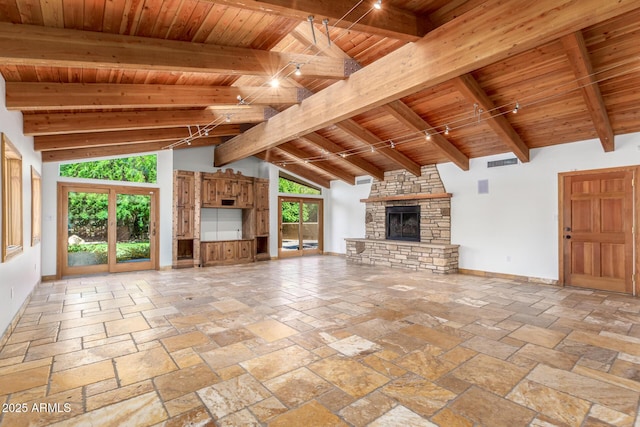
1 257 640 427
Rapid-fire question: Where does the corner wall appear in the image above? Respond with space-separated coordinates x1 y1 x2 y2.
0 74 42 340
438 133 640 281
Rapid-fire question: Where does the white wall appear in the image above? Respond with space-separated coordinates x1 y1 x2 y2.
438 133 640 281
201 208 243 241
325 179 372 254
41 150 174 276
174 146 267 178
0 74 42 338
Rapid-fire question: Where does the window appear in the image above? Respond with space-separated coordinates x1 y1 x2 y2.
59 154 157 184
2 133 23 261
278 174 321 195
31 167 41 246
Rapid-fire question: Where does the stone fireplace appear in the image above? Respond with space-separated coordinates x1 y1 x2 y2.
346 165 459 274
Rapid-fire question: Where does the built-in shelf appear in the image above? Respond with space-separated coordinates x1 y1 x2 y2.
360 193 452 203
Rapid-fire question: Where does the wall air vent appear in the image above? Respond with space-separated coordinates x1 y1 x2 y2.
487 158 518 168
356 178 372 185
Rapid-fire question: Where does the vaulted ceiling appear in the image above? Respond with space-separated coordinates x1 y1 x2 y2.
2 0 640 187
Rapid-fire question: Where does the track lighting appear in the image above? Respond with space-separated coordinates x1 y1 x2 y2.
204 129 209 136
373 0 382 10
270 78 279 88
390 140 395 149
237 95 246 105
225 114 231 123
340 153 347 158
444 125 450 135
425 131 431 141
294 64 301 76
370 146 375 152
512 101 520 114
308 15 317 45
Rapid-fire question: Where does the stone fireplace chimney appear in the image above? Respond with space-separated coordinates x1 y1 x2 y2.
346 165 459 274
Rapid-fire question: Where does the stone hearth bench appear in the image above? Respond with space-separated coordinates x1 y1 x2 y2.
345 238 459 274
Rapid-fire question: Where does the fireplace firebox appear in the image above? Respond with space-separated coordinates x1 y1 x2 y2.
386 206 420 242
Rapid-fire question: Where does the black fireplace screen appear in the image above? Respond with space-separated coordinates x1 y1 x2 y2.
386 206 420 242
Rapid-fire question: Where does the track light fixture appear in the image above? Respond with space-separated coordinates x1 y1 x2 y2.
270 78 279 88
390 140 395 149
444 125 450 135
513 101 520 114
425 131 431 141
308 15 317 45
340 153 347 158
237 95 247 105
370 146 375 152
295 64 302 76
373 0 382 10
225 114 231 123
322 18 331 46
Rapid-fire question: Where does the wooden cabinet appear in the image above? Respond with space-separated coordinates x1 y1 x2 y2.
174 168 268 268
201 240 253 266
202 169 253 208
173 171 200 268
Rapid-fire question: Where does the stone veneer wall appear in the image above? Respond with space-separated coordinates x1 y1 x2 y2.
365 165 451 243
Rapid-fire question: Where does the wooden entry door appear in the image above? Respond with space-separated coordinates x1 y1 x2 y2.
560 168 636 294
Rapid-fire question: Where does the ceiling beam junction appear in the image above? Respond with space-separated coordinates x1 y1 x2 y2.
277 144 356 184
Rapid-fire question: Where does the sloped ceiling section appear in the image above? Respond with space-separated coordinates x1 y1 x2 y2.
2 0 640 186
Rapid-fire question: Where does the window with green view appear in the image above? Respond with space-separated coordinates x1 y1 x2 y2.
59 154 157 184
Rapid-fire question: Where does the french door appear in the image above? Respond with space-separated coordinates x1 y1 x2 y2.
559 167 637 294
278 197 323 258
59 184 158 277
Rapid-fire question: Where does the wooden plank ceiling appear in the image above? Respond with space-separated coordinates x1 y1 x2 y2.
2 0 640 186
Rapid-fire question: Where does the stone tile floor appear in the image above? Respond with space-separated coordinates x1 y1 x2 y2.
0 256 639 426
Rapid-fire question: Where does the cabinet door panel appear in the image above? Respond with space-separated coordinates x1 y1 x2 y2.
176 207 194 238
256 210 269 236
238 240 252 259
176 174 195 207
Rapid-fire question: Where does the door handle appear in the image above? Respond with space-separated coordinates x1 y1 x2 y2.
565 235 571 239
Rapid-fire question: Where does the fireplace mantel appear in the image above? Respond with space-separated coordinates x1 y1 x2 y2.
360 193 451 203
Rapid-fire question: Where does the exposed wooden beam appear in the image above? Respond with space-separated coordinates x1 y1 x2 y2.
0 23 347 80
41 138 222 162
210 0 429 42
6 83 303 111
336 120 422 177
300 133 385 181
23 107 267 136
277 144 355 185
383 100 469 170
214 0 633 166
561 31 615 152
452 74 529 162
34 126 240 151
254 151 331 188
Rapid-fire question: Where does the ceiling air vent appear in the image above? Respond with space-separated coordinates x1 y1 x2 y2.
487 158 518 168
356 178 372 185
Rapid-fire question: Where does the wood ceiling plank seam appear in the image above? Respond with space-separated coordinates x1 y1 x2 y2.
148 0 183 39
213 0 635 167
82 0 105 32
561 31 614 152
120 0 145 36
17 0 44 25
40 0 64 28
62 0 82 29
101 0 125 34
277 144 356 185
133 0 162 37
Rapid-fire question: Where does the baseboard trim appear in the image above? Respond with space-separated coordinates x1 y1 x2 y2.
0 281 40 350
458 268 558 286
41 275 57 282
323 252 346 257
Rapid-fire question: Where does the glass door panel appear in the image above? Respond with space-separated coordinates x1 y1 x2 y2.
281 200 301 253
115 193 152 266
64 190 109 275
278 197 323 257
302 201 320 253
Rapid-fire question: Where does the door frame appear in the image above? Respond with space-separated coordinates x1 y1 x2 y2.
57 183 160 278
278 196 323 258
558 165 639 295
